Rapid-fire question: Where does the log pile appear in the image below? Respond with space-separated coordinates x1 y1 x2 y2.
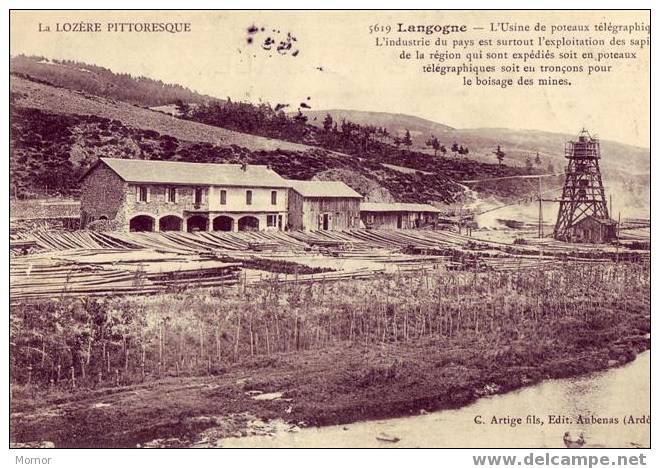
11 226 649 302
10 250 241 301
24 228 649 259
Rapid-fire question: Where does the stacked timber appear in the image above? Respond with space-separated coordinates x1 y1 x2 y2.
10 250 241 302
14 227 650 273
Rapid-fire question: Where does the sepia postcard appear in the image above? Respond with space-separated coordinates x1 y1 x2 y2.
8 8 650 453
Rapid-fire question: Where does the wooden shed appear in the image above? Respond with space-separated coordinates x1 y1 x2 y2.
567 215 618 243
288 180 362 231
360 202 441 229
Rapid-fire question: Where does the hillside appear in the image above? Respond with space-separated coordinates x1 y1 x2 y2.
11 76 311 154
12 75 505 204
10 55 218 107
302 109 650 178
300 108 454 137
10 58 599 208
457 127 650 177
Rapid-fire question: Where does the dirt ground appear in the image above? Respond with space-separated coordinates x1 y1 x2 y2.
10 329 649 448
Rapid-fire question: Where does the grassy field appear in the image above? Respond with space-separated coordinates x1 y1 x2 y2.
10 261 650 447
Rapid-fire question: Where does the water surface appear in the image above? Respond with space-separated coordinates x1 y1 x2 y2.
222 351 650 448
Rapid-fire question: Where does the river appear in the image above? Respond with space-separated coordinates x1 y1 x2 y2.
221 351 650 448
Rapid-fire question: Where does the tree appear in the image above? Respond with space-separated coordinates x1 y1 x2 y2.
547 162 555 173
381 127 389 142
340 119 351 138
534 151 541 165
293 110 308 125
426 135 441 156
376 127 388 143
451 142 459 154
402 129 413 153
291 111 308 138
525 157 533 172
174 100 190 118
322 113 333 132
440 145 447 156
493 145 505 165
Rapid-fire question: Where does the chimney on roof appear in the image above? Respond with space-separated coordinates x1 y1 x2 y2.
241 162 248 172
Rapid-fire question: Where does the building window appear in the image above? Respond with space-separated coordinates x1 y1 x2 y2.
246 190 252 205
267 214 277 227
194 188 204 206
271 190 277 205
167 187 177 203
220 189 227 205
137 186 148 202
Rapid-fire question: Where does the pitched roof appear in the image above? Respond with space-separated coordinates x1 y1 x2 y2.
576 215 618 226
290 180 362 198
92 158 291 188
361 202 441 213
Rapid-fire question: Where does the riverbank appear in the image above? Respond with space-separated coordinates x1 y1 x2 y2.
10 263 650 447
11 319 649 447
220 350 651 448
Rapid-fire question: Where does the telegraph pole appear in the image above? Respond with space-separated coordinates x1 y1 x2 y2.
538 176 543 238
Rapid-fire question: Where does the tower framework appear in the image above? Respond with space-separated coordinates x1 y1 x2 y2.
553 129 615 242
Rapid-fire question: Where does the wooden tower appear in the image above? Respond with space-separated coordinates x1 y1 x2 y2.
553 129 616 242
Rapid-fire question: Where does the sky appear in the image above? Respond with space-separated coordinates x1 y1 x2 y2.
10 10 650 148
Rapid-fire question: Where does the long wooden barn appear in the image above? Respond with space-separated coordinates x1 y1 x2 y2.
360 202 441 229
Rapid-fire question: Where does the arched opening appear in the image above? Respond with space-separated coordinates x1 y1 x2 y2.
237 216 260 232
98 215 108 221
129 215 155 232
213 215 234 232
186 215 208 232
159 215 183 232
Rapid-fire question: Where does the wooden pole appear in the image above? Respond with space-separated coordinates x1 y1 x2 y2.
158 325 163 365
234 315 241 361
458 206 462 235
538 176 543 238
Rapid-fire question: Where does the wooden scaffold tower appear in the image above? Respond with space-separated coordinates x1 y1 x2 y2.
553 129 617 243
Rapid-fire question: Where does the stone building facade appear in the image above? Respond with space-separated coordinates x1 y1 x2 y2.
80 158 445 233
80 158 290 232
79 162 128 228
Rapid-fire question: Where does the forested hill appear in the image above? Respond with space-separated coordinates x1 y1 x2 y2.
10 56 558 204
300 110 650 178
12 73 544 205
10 55 218 107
